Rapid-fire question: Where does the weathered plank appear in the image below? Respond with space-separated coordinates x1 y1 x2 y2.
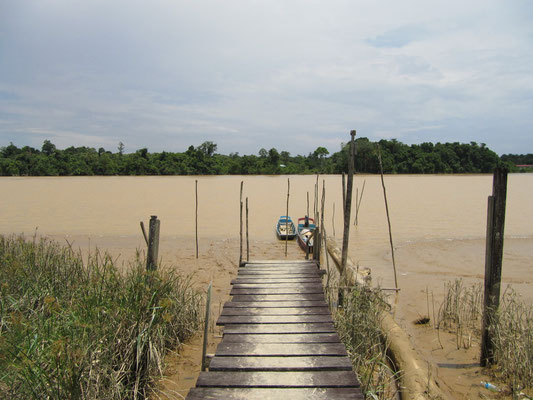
232 277 322 284
215 342 347 357
222 323 336 334
237 270 322 276
195 371 360 388
231 294 325 302
221 307 331 316
217 315 333 325
232 282 323 289
221 333 341 344
244 260 318 265
230 287 324 295
186 387 364 400
209 356 353 371
237 273 323 278
223 300 328 308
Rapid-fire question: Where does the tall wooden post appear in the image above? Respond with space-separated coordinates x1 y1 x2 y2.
195 180 199 259
201 283 212 371
239 181 243 266
285 179 290 256
146 215 160 271
480 168 508 366
340 130 356 306
246 197 250 261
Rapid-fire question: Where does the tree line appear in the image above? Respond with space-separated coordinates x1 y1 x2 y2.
0 138 524 176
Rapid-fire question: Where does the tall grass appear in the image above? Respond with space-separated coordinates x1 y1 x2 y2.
0 235 202 399
333 286 399 399
438 279 533 394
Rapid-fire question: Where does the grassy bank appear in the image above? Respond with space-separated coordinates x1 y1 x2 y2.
332 286 398 399
0 235 202 399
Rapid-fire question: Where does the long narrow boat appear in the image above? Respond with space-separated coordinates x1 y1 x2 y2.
297 216 316 252
275 216 297 240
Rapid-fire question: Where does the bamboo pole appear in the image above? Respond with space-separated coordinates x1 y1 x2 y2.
195 179 199 259
285 179 290 257
239 181 243 266
377 145 398 290
306 192 310 218
201 283 212 371
481 168 508 366
246 197 250 262
332 202 336 237
354 180 366 226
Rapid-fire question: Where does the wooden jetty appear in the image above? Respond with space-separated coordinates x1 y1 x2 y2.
186 260 363 399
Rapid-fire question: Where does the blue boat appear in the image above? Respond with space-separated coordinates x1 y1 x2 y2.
276 216 296 240
297 216 316 252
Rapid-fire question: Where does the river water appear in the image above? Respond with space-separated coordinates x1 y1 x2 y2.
2 174 532 398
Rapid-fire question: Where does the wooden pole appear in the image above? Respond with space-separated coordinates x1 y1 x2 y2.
307 192 310 218
341 172 346 214
246 197 249 262
146 215 160 271
201 283 212 371
195 179 199 259
340 130 356 306
332 202 335 237
239 181 243 266
285 179 290 257
377 145 398 290
354 180 366 226
319 180 326 263
480 168 508 366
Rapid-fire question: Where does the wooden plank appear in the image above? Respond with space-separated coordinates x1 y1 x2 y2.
209 356 353 371
237 273 322 278
237 269 322 277
221 307 331 316
186 387 364 400
230 287 324 295
232 277 322 284
195 371 360 388
231 294 325 302
217 315 333 325
221 333 341 344
222 323 336 334
215 342 347 357
223 300 328 308
244 260 318 265
232 283 323 289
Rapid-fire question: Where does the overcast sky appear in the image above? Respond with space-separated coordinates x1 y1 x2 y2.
1 1 532 156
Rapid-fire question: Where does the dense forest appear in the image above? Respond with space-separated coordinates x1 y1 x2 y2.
0 138 528 176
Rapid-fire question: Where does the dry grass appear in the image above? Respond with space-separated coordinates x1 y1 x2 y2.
437 279 533 395
332 285 400 399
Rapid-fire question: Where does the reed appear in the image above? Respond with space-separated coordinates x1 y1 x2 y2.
332 285 399 399
0 234 202 400
438 279 533 394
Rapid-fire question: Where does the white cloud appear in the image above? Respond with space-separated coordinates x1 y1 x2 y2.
1 0 532 155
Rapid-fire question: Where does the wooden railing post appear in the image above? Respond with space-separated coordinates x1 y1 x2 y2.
480 168 508 366
146 215 160 271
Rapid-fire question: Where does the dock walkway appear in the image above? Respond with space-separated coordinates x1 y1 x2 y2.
186 260 363 399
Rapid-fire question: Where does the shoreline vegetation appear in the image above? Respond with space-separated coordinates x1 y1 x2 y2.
0 235 202 399
1 138 532 177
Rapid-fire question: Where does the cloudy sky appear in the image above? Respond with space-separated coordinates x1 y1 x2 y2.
1 1 532 156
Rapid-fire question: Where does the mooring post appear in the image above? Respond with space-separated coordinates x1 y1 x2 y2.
195 179 199 259
246 197 250 262
239 181 244 267
480 168 508 366
285 178 290 257
340 130 356 306
146 215 160 271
